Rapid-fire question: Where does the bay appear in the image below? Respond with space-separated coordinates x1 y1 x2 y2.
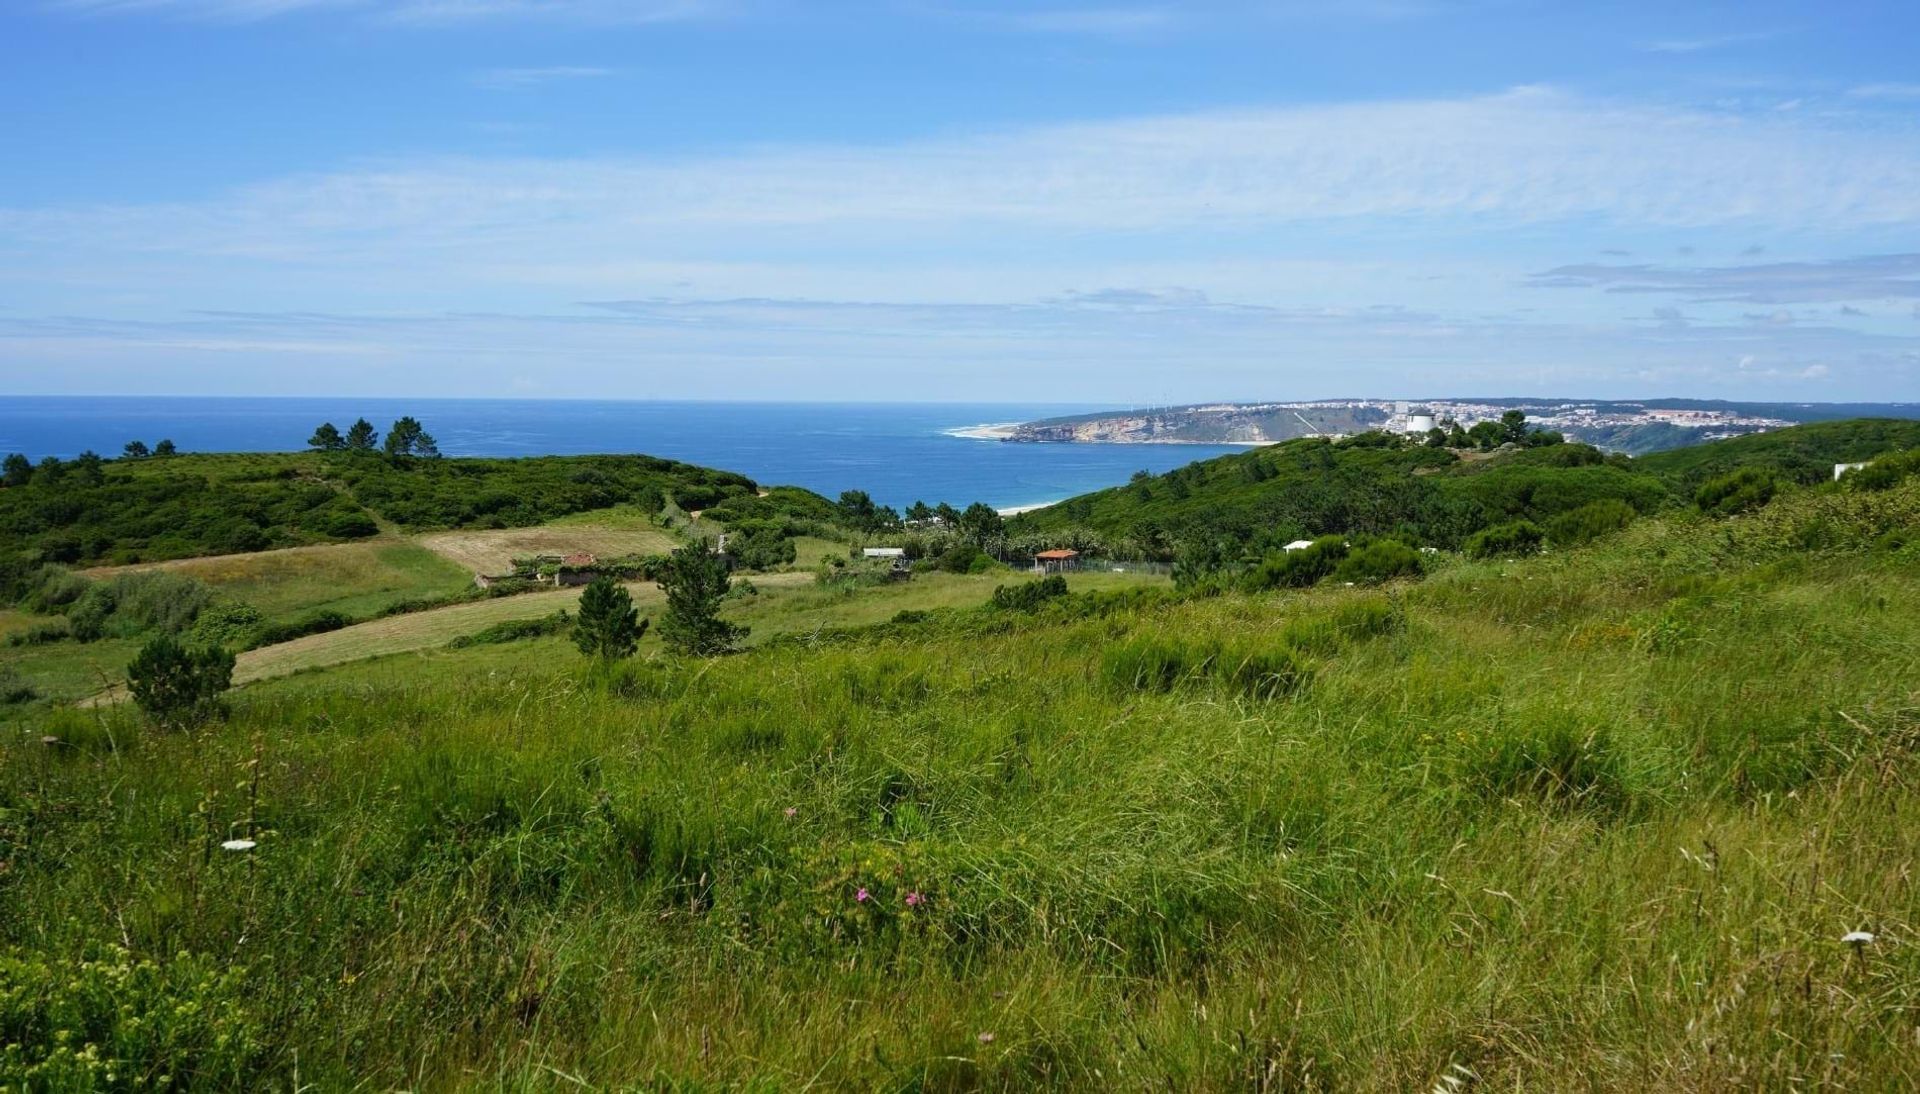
0 396 1242 511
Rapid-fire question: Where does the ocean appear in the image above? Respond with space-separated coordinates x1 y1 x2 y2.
0 397 1242 511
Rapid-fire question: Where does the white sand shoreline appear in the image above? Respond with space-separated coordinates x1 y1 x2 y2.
996 501 1059 516
944 422 1021 441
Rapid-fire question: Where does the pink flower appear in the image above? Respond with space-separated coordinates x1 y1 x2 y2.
855 887 870 903
905 891 925 907
783 807 797 819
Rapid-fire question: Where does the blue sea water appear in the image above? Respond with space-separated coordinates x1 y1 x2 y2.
0 397 1242 511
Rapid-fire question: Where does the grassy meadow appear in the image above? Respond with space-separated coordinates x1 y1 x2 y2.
4 476 1918 1088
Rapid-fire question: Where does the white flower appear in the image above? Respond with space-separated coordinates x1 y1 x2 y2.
221 839 257 852
1842 930 1875 945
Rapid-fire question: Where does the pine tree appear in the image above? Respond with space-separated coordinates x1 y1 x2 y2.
127 635 235 731
573 576 646 660
657 542 747 656
123 440 150 459
308 422 345 451
344 418 378 451
2 453 30 487
154 439 177 457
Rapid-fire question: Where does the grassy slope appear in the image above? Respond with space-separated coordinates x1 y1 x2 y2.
5 478 1919 1088
1634 416 1920 488
84 539 476 623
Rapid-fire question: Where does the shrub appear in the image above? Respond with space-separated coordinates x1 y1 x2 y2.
1841 447 1920 492
189 600 265 649
127 635 235 730
6 619 72 646
1546 498 1636 548
1464 520 1544 560
0 666 34 705
248 611 352 649
448 610 574 649
988 575 1068 612
1243 536 1348 591
18 565 89 614
936 544 985 573
1331 538 1423 585
1695 468 1777 516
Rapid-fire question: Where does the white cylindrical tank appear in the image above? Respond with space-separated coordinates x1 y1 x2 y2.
1407 413 1437 434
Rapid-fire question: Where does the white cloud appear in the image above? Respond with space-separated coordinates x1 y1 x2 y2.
9 88 1920 281
1800 363 1829 379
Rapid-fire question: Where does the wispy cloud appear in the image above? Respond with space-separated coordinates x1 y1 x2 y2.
1529 254 1920 304
1641 29 1783 54
472 66 616 89
1848 83 1920 101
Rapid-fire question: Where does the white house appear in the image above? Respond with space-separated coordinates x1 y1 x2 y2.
862 547 907 559
1834 462 1870 481
1282 540 1315 552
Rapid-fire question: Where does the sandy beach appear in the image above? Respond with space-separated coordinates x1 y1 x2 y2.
996 500 1057 516
945 422 1021 441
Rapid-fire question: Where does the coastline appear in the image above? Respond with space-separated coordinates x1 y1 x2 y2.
996 500 1058 516
944 422 1020 441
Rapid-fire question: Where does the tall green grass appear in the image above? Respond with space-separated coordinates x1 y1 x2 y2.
3 481 1919 1088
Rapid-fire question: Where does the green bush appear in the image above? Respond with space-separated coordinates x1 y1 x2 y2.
0 945 260 1089
1464 520 1544 560
1695 468 1777 516
17 565 90 614
1546 498 1636 547
248 610 353 649
1841 447 1920 492
936 544 985 573
448 610 574 649
988 575 1068 612
1331 538 1423 585
127 635 236 731
6 619 72 646
1243 536 1348 591
0 666 34 705
1282 597 1403 654
188 600 265 649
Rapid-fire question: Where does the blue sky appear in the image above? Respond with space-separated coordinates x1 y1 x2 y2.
3 0 1919 403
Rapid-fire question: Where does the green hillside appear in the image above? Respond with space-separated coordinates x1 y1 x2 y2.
1633 417 1920 489
5 452 1920 1087
1008 418 1920 561
1009 432 1663 556
0 449 781 566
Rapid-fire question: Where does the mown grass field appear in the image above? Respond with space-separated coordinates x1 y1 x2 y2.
84 539 475 623
4 481 1919 1088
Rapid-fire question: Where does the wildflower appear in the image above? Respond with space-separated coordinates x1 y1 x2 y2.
905 891 925 907
977 1032 995 1044
784 807 798 819
855 887 870 903
1842 930 1875 946
220 839 256 852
